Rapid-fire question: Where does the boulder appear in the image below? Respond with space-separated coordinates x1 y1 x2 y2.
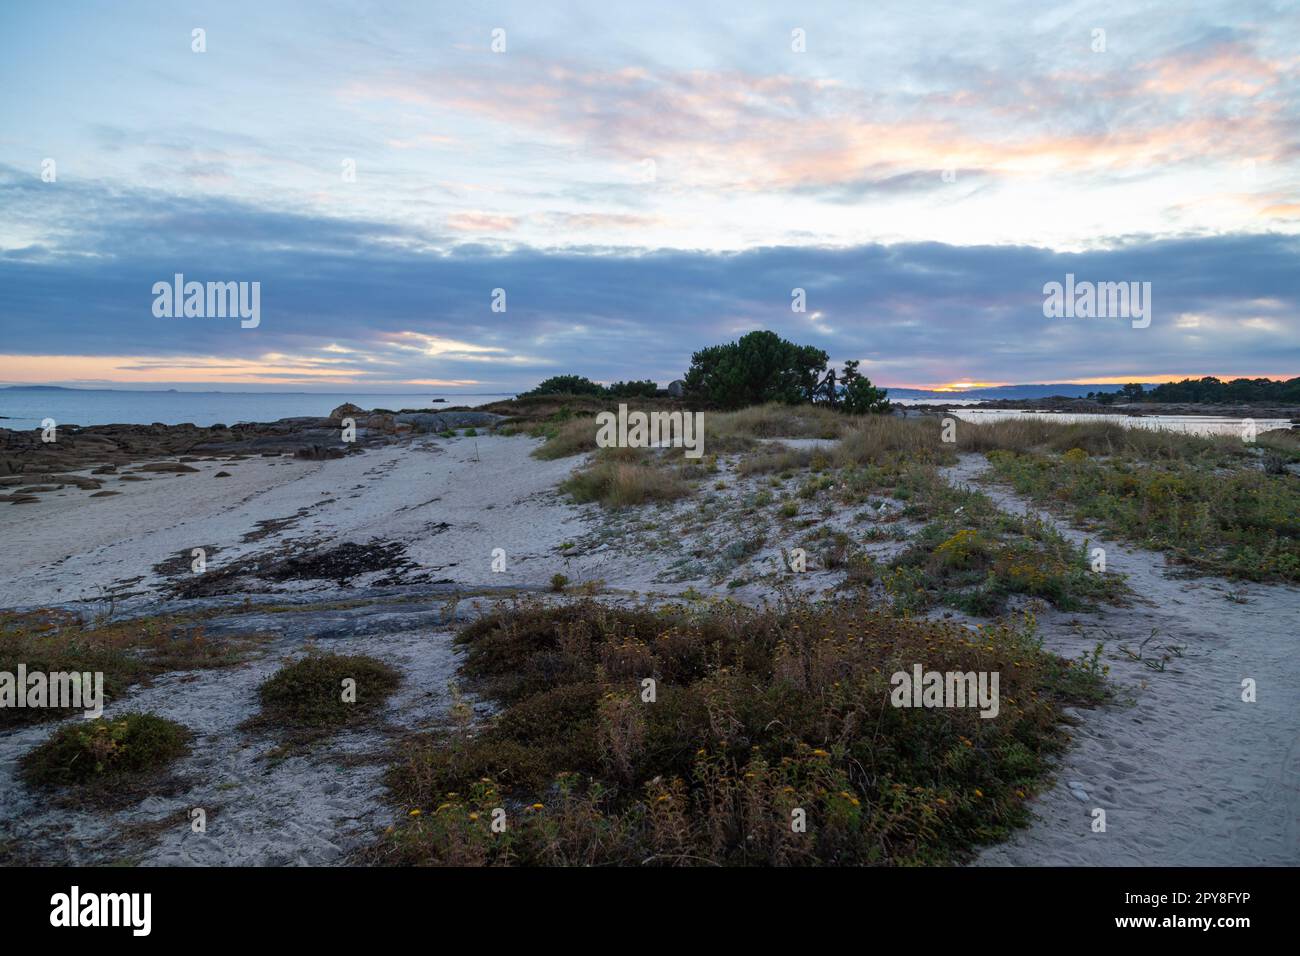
136 462 200 473
329 402 367 421
293 444 346 460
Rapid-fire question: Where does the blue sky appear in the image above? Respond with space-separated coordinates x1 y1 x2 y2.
1 0 1297 392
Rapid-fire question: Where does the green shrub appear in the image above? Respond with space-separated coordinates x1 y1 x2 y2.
22 712 191 788
251 654 400 737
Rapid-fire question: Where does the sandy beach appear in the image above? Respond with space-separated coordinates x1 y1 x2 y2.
2 429 1296 866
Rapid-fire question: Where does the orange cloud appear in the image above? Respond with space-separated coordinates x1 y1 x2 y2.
344 46 1299 196
446 212 519 233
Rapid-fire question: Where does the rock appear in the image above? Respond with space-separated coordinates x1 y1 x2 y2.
136 462 200 473
393 411 502 432
214 471 232 478
328 402 366 421
89 490 121 497
6 495 38 504
91 465 117 474
43 473 102 490
293 444 346 460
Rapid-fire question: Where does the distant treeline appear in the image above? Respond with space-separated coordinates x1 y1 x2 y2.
520 331 891 414
1086 376 1300 405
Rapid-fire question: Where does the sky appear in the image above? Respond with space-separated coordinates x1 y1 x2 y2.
0 0 1297 393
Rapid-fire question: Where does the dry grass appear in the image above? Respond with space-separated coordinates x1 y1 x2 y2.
736 443 815 475
0 610 270 728
705 403 845 452
531 417 602 460
560 448 691 507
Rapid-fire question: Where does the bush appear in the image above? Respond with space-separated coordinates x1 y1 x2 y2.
521 375 608 398
607 380 660 398
251 654 401 737
369 599 1105 866
22 712 191 788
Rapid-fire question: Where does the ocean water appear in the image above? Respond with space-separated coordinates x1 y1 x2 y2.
0 389 513 430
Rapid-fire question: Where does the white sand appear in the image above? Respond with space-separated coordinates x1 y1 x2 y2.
0 436 600 607
2 438 1295 865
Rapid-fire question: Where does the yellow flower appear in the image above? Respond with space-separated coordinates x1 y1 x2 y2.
973 789 983 798
468 812 479 821
408 808 422 817
530 803 544 811
811 748 830 758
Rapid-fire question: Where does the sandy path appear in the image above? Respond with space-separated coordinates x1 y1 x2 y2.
942 454 1300 866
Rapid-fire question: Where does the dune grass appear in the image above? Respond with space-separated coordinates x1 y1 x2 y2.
0 610 269 728
532 401 847 460
986 448 1300 581
559 448 692 507
368 598 1106 866
21 712 192 789
831 413 1281 465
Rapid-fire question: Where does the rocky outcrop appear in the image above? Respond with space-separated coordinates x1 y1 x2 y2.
393 410 500 431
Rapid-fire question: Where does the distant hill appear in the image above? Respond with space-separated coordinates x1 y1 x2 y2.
884 384 1161 401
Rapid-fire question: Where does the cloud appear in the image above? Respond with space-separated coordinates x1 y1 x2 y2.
0 178 1295 389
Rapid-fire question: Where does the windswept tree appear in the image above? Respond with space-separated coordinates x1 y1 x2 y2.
683 330 828 409
839 359 891 414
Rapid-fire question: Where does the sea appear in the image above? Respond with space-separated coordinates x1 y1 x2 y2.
0 388 1290 437
0 388 514 430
